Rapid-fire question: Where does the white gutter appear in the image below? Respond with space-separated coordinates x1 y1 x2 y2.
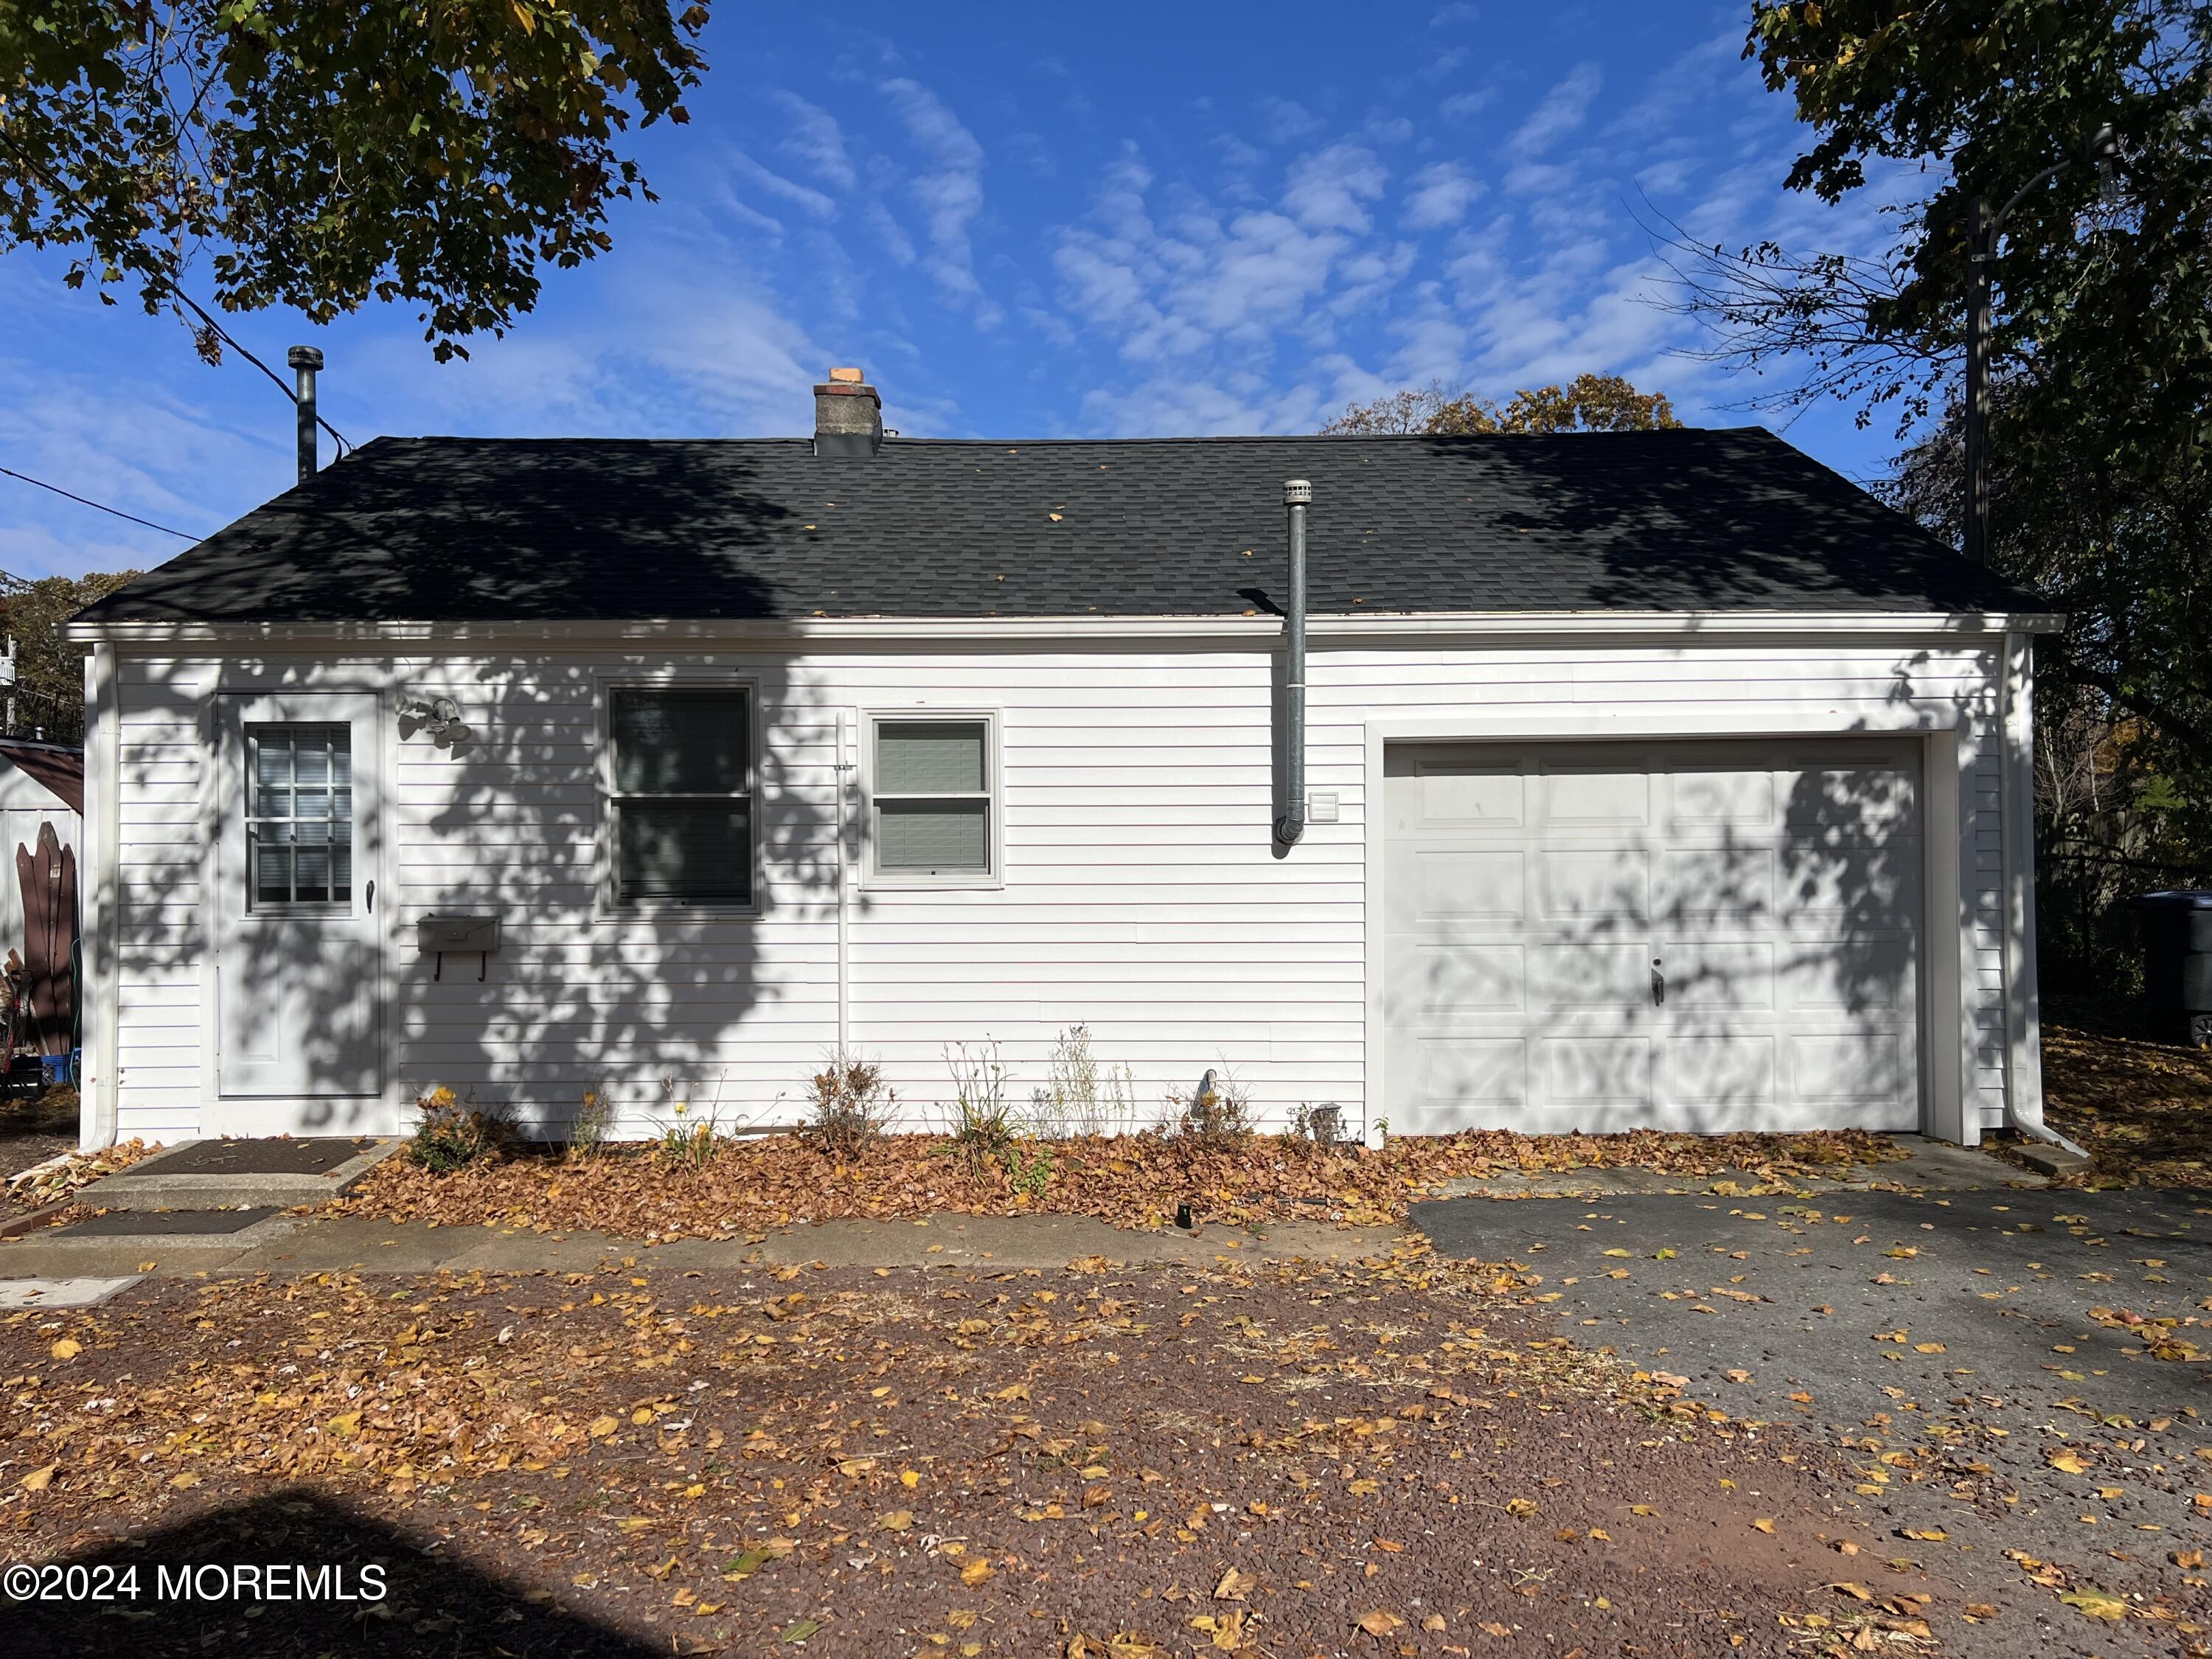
835 708 853 1057
68 608 2067 647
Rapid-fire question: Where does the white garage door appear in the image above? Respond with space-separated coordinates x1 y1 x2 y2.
1384 738 1921 1135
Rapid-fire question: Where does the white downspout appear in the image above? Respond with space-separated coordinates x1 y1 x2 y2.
80 642 120 1150
836 707 852 1056
1997 630 2078 1155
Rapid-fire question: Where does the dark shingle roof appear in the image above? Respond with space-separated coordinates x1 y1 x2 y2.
80 428 2040 626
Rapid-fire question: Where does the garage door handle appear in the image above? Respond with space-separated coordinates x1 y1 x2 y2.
1651 960 1664 1006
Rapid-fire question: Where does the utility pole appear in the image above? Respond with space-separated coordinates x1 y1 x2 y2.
1964 195 1993 566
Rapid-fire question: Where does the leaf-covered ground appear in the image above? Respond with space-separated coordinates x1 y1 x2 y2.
2041 1003 2212 1187
4 1248 1939 1658
341 1127 1905 1239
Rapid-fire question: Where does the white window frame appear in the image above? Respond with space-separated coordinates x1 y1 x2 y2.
863 708 1003 891
597 676 762 915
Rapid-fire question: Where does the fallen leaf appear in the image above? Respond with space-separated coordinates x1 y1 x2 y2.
960 1559 993 1587
2059 1587 2128 1622
19 1463 56 1492
880 1510 914 1532
1356 1610 1405 1636
49 1338 80 1361
588 1415 619 1439
1214 1566 1256 1601
1753 1517 1776 1534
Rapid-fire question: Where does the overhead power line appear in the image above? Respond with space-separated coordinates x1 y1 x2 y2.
0 464 199 540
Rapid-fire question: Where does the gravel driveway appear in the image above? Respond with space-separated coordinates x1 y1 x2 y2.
1415 1185 2212 1658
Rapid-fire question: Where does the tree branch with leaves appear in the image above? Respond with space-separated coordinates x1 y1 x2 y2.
1 0 710 361
1319 373 1681 436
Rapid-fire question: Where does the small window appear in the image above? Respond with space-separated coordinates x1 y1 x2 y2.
608 686 754 906
246 723 352 908
872 717 994 881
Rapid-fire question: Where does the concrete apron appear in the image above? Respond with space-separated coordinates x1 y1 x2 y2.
1430 1134 2048 1200
0 1210 1408 1282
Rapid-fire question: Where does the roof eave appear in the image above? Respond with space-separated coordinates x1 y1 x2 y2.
67 608 2065 647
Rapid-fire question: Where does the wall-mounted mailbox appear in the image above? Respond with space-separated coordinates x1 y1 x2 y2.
418 914 500 981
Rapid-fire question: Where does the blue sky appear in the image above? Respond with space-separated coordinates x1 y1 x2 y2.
0 1 1919 581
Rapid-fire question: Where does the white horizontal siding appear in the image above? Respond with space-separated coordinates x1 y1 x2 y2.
102 638 2018 1139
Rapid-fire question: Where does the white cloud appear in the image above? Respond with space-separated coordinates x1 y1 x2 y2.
1439 88 1492 123
730 151 838 220
771 91 857 190
880 78 997 324
1512 62 1602 156
1284 145 1387 234
1258 97 1324 143
1402 161 1484 229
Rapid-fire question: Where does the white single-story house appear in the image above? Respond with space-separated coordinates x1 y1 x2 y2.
68 372 2062 1152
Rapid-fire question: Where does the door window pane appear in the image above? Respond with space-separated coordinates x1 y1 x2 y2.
607 687 755 906
246 723 352 908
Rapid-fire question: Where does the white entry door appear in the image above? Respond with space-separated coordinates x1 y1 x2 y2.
1383 737 1921 1135
212 692 383 1132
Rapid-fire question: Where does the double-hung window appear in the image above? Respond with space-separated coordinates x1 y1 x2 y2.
870 716 995 883
606 686 754 908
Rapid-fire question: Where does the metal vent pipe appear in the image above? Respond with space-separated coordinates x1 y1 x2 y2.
1275 479 1310 846
288 345 323 483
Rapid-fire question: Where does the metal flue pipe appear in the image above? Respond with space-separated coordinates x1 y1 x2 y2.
288 345 324 484
1275 479 1310 846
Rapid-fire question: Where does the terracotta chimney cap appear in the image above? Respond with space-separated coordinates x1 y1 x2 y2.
827 366 866 384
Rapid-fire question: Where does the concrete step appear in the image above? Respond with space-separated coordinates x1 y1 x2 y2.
74 1136 402 1210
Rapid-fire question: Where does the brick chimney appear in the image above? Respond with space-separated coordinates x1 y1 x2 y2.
813 366 883 458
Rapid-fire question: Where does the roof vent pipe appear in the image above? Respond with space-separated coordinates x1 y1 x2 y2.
287 345 323 484
1274 479 1311 847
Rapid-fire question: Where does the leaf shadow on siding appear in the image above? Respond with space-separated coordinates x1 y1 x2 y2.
392 654 825 1143
109 444 855 1140
10 1489 658 1658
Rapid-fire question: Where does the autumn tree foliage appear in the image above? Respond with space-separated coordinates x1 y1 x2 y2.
0 0 710 360
1666 1 2212 984
1319 374 1681 437
0 568 135 742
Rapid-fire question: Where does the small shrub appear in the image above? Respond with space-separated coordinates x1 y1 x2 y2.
1027 1023 1138 1138
653 1077 724 1174
407 1086 512 1175
945 1039 1018 1169
1168 1066 1253 1147
657 1113 720 1172
1002 1141 1054 1199
1280 1102 1345 1152
567 1086 617 1160
810 1051 894 1159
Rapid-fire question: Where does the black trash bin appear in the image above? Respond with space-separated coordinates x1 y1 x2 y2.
2136 890 2212 1047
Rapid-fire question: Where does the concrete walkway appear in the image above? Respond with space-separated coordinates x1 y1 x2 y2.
0 1207 1405 1291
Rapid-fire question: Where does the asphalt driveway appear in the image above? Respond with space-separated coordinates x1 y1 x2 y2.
1414 1186 2212 1658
